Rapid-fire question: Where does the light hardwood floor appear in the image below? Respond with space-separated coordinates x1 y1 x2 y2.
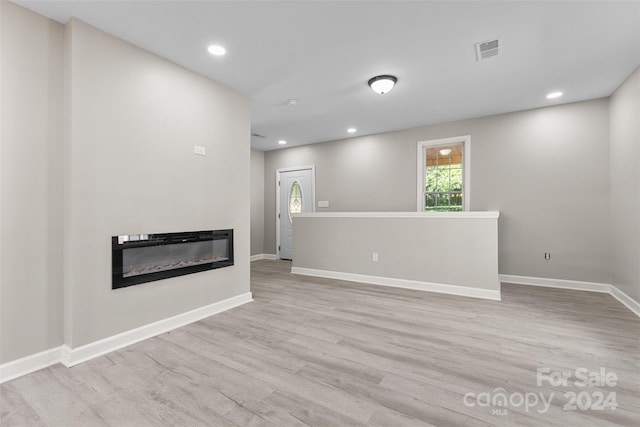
1 260 639 426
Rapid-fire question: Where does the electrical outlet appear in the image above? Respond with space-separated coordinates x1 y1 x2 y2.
544 253 551 260
194 146 206 156
372 252 379 262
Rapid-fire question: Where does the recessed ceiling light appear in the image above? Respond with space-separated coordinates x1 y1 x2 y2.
439 148 452 156
207 45 226 56
278 140 287 145
546 91 563 99
347 128 357 133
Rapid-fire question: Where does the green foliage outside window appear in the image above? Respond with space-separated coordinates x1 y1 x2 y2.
425 164 462 192
424 164 463 211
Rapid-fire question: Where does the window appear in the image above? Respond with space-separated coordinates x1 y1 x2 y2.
288 180 302 222
417 136 470 212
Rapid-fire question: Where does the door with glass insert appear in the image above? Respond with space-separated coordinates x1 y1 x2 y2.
279 168 314 260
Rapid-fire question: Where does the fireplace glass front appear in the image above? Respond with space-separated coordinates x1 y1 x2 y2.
112 230 233 289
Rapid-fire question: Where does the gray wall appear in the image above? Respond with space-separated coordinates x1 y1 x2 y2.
609 66 640 302
1 2 252 365
293 216 499 292
265 99 612 284
250 150 265 256
64 19 251 347
0 2 64 363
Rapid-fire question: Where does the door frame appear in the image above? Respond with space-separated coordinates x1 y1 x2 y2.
276 165 316 259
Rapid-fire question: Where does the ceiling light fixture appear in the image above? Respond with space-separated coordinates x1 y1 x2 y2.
368 75 397 95
278 140 287 145
546 91 563 99
439 148 452 156
207 45 226 56
347 128 357 133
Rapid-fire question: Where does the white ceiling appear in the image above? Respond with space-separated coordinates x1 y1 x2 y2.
14 1 640 151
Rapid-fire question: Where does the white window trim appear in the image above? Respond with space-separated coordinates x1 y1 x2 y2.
416 135 471 212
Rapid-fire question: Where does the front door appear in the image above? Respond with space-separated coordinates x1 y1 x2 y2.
278 168 314 260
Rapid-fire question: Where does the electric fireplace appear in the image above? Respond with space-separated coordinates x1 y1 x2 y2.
112 229 233 289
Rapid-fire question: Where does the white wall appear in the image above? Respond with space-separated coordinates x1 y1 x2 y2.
64 19 251 347
265 99 611 284
251 150 265 256
0 2 64 364
609 66 640 302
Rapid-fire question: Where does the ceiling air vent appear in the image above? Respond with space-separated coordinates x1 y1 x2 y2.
475 38 501 61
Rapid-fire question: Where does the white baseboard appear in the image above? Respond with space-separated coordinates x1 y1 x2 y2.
61 292 253 367
0 346 63 384
499 274 639 318
292 267 501 301
250 253 277 262
499 274 611 293
609 286 640 318
0 293 253 383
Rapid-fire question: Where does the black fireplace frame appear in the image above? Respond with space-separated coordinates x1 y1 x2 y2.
112 229 234 289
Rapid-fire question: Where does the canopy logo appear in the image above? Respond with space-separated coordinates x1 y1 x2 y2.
463 387 552 415
463 367 618 416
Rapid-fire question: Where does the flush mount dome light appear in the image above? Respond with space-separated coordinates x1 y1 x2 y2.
546 91 563 99
439 148 452 156
278 140 287 145
347 127 357 133
368 75 397 94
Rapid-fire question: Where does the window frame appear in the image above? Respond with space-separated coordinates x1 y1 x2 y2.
416 135 471 212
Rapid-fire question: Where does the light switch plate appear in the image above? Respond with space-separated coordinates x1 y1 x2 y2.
194 146 206 156
318 201 329 208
